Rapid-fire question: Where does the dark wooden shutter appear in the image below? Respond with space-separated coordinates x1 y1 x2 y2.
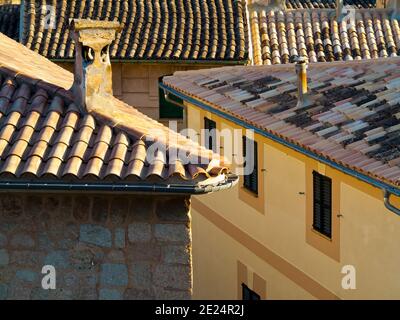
313 171 332 238
204 118 217 152
242 284 261 300
243 136 258 194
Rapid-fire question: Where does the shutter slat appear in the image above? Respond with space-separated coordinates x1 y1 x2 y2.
313 171 332 238
243 137 258 194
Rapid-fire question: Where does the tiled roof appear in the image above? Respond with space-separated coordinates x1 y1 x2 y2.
0 33 232 188
19 0 248 62
163 58 400 187
250 8 400 65
284 0 376 9
0 4 19 40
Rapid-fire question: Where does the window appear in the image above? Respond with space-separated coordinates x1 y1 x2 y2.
243 136 258 195
312 171 332 238
242 284 260 300
159 77 183 119
204 117 217 152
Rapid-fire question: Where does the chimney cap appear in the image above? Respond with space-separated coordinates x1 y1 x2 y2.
70 19 122 32
293 56 308 64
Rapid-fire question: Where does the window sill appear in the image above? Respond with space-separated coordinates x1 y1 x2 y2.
311 228 332 242
241 186 259 198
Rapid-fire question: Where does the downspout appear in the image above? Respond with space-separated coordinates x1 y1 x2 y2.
383 189 400 216
18 0 25 43
163 89 189 131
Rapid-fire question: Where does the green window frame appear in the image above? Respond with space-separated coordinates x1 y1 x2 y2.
159 77 183 119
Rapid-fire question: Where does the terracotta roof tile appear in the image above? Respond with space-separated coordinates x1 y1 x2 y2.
0 33 232 188
13 0 248 62
250 8 398 66
163 57 400 187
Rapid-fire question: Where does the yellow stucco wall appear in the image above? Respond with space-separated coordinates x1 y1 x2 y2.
186 102 400 300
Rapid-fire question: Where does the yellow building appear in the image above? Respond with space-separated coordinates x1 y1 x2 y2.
162 58 400 300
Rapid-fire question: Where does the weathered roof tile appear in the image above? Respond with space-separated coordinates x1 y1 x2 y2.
16 0 248 62
163 57 400 187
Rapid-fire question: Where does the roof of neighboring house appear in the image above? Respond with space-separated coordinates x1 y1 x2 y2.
17 0 248 63
250 8 400 65
284 0 376 9
0 4 19 40
0 33 236 192
163 58 400 188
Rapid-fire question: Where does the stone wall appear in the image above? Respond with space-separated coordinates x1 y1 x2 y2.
0 193 192 300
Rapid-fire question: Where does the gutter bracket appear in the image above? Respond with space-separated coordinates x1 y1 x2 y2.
383 189 400 216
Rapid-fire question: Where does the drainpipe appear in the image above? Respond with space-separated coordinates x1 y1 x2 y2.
19 0 25 43
383 189 400 216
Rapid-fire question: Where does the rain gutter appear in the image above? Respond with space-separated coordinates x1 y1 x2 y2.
0 175 239 195
160 83 400 209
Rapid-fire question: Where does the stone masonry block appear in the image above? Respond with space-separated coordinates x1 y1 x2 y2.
162 245 191 265
99 288 123 300
80 224 112 248
153 264 191 291
155 197 190 222
10 233 35 248
114 228 125 248
127 243 161 262
128 223 151 243
130 262 152 289
0 249 9 266
154 224 190 244
100 263 128 287
44 251 70 269
0 232 6 247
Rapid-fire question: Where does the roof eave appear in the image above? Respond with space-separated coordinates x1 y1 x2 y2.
0 174 239 195
160 82 400 197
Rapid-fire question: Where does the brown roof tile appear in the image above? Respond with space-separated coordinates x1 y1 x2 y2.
15 0 248 62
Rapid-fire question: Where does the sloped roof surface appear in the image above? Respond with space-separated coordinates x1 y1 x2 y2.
163 58 400 187
19 0 248 62
250 8 400 65
0 33 230 186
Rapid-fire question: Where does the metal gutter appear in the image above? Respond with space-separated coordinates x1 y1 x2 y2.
160 83 400 198
50 58 248 66
0 175 238 195
383 190 400 216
